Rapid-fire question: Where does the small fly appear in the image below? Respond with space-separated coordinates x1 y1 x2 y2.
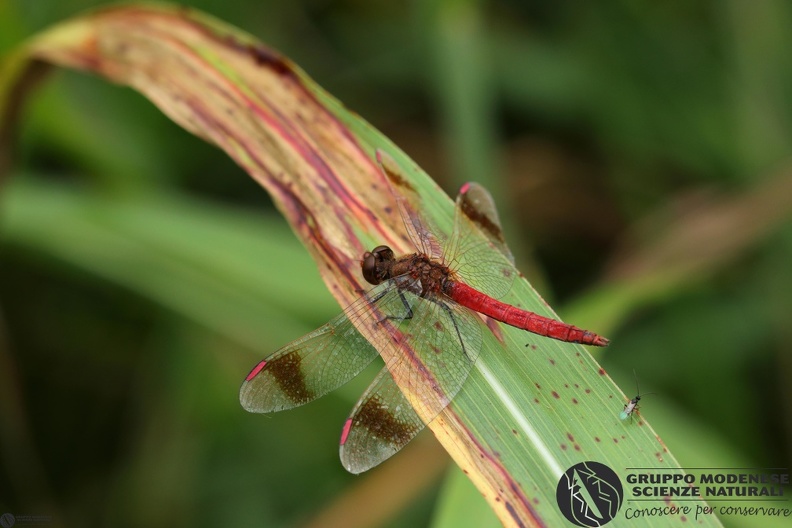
620 370 654 422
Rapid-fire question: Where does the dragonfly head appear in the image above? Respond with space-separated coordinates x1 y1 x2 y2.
362 245 395 285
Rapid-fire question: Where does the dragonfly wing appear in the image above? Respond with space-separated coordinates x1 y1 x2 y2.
455 182 514 264
445 183 516 299
364 284 483 427
375 149 445 260
240 280 405 413
388 292 482 421
340 290 482 472
339 366 425 474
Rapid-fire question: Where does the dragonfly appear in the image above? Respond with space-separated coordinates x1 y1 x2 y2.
240 150 609 473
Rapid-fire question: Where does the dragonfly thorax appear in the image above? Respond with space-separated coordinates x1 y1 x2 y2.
361 245 452 296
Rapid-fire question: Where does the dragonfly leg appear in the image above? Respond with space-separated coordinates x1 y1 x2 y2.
381 290 414 322
438 301 470 361
367 286 416 326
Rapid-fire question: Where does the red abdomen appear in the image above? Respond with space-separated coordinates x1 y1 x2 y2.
445 281 608 346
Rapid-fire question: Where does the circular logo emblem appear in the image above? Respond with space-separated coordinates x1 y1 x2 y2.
0 513 15 528
556 461 623 526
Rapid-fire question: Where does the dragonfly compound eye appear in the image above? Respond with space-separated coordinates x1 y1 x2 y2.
361 245 395 285
362 251 379 285
370 245 393 259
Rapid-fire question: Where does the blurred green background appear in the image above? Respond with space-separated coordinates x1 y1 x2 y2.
1 1 791 527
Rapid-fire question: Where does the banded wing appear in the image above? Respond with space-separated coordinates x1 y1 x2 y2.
454 181 515 265
339 367 423 474
445 182 516 299
240 280 405 413
339 284 483 472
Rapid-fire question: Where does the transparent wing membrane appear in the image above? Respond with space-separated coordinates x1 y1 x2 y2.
456 182 514 263
339 367 425 474
446 183 516 299
376 150 445 260
240 281 398 413
340 289 483 472
380 291 482 421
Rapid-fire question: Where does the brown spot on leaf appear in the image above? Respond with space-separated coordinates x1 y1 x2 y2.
551 391 560 399
247 44 292 74
221 34 295 77
486 317 506 344
381 160 415 192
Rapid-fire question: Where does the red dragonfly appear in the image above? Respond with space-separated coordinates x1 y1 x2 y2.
240 150 608 473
